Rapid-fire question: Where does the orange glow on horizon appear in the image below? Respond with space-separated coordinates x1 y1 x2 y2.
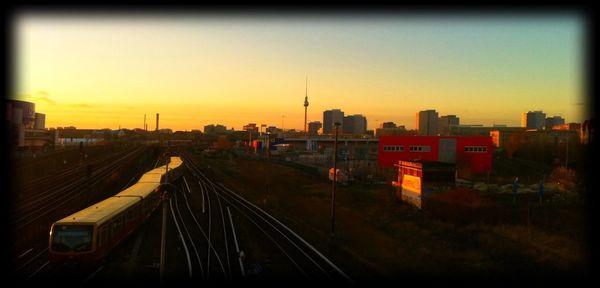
16 15 586 131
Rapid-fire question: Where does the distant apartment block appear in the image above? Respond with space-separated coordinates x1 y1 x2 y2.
552 122 580 131
6 99 53 149
551 122 587 144
243 123 259 133
323 109 344 134
6 99 36 128
489 127 527 148
204 124 227 134
416 109 439 136
376 126 411 137
438 115 460 136
34 113 46 129
521 111 546 129
448 124 486 136
308 121 322 136
545 116 565 129
343 114 367 134
266 126 283 135
380 122 397 129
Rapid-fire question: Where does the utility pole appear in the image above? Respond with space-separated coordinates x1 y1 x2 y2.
565 134 569 169
330 122 341 239
265 132 271 206
160 152 169 281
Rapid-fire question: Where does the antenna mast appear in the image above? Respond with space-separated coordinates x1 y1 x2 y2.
304 75 309 133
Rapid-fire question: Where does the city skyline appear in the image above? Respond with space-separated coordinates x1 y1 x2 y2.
14 12 586 131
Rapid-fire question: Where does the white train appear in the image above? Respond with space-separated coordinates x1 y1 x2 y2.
48 156 183 263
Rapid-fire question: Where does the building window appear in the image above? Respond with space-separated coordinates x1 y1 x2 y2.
464 146 487 153
409 145 431 152
383 145 403 152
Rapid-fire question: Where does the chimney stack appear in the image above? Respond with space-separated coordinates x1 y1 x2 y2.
156 113 159 132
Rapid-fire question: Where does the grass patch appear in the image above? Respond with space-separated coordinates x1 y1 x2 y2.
193 152 588 281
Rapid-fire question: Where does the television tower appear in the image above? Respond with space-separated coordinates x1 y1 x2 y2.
304 76 309 134
304 76 310 150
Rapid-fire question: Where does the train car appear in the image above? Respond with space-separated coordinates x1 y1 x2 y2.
166 156 183 181
49 156 184 263
115 182 162 222
139 157 183 184
137 170 164 183
49 196 141 263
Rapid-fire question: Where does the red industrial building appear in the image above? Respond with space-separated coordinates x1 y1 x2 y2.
378 136 493 175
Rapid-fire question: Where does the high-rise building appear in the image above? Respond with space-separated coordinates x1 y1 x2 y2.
204 124 227 134
266 126 283 135
376 125 409 137
438 115 459 135
34 113 45 129
243 123 259 132
6 99 35 128
343 114 367 134
308 121 322 136
380 122 397 129
545 116 565 129
323 109 344 134
521 111 546 129
6 99 52 148
416 109 439 136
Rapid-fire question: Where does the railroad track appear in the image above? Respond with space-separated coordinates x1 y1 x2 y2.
11 146 161 281
14 149 350 282
161 167 230 280
180 151 351 282
11 146 147 232
11 147 142 223
11 146 119 190
14 146 117 200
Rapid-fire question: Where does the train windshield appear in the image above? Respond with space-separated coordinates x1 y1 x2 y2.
51 225 93 253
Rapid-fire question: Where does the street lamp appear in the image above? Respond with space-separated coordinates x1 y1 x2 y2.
266 131 271 159
330 122 341 239
265 131 271 207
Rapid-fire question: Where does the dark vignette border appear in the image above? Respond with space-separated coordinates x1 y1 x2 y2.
2 3 596 287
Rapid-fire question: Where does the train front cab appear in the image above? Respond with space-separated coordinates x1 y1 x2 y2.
49 222 99 264
49 197 143 264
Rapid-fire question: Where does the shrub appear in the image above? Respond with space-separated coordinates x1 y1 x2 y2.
548 166 579 192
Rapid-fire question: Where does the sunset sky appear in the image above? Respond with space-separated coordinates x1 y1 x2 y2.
14 12 586 131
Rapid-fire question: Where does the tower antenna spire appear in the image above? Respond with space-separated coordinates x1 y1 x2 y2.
304 74 310 150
